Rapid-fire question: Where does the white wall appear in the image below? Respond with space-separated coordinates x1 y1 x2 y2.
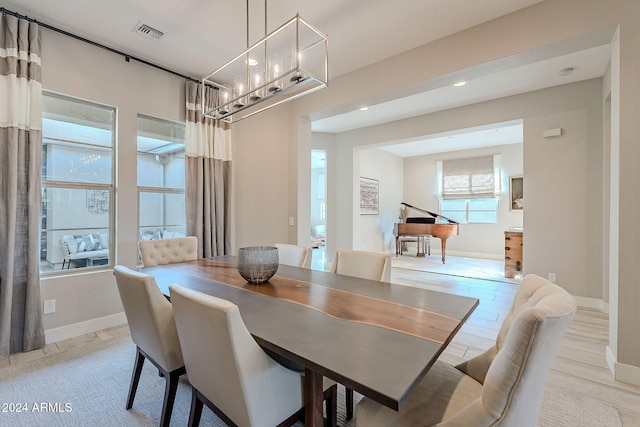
232 105 292 249
355 148 403 253
403 143 523 259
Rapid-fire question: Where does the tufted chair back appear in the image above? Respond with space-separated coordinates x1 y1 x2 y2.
138 236 198 267
355 274 577 427
449 274 577 426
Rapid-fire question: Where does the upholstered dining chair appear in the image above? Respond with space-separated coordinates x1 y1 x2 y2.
330 248 392 418
274 243 313 268
169 284 338 427
138 236 198 267
113 265 185 427
330 248 392 283
355 274 577 427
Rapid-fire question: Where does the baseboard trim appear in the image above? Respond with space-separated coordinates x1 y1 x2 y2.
399 245 503 261
44 312 127 344
606 346 640 386
574 296 609 312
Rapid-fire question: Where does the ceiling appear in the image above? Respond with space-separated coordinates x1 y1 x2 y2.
5 0 611 153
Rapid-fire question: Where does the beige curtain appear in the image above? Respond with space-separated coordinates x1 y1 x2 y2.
0 14 45 359
185 81 232 257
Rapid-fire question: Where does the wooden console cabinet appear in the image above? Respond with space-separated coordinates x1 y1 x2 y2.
504 228 523 278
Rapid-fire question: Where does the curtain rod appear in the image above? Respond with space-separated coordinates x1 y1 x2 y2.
1 6 215 87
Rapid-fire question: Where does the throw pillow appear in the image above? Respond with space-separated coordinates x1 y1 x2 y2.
78 240 87 252
62 235 78 254
83 234 97 251
99 233 109 249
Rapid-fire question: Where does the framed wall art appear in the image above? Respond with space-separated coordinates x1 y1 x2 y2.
510 176 523 211
359 177 379 215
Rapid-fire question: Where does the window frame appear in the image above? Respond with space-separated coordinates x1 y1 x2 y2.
40 90 116 275
439 197 499 224
136 114 186 244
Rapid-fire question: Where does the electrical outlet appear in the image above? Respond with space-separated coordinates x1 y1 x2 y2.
289 216 294 226
43 299 56 314
548 273 556 283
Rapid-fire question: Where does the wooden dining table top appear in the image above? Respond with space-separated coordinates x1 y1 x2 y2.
141 256 478 425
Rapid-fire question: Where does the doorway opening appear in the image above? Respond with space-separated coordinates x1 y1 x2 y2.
310 149 327 269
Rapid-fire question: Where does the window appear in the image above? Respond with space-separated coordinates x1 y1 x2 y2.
437 155 501 224
440 198 498 224
137 115 186 243
40 92 115 273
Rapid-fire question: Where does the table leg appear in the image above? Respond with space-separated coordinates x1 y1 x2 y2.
304 368 324 427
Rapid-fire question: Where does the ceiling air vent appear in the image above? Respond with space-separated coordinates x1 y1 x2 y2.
133 22 164 41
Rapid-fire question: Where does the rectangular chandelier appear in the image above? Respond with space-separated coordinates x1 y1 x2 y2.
202 14 328 123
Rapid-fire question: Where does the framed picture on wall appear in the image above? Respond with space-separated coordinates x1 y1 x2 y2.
510 176 524 211
359 177 379 215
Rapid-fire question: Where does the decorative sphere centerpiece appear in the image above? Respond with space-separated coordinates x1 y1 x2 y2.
237 246 279 284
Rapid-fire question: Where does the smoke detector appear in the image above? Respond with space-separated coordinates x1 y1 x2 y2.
132 21 164 41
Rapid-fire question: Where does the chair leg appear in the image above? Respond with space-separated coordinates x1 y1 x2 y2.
160 370 181 427
126 347 146 410
324 384 337 427
345 387 354 420
188 388 204 427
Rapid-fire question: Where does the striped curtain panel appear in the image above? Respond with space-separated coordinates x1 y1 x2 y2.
0 14 45 359
185 81 232 257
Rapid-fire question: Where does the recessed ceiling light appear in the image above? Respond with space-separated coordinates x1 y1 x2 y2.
496 128 503 132
558 67 574 76
246 58 258 66
359 106 369 111
453 81 466 87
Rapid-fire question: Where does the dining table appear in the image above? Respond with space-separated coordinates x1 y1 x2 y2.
141 256 479 427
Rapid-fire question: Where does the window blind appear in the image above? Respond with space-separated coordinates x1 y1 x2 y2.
441 155 495 199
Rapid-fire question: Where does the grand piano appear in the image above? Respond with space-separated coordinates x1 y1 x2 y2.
393 202 459 263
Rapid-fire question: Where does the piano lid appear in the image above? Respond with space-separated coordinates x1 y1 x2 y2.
401 202 458 224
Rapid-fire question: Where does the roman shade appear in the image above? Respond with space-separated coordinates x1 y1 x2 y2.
439 155 500 200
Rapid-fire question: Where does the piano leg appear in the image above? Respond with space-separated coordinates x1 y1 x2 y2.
440 238 447 263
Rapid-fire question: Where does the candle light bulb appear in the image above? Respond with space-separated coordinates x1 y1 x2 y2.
268 54 282 92
250 73 262 101
219 91 229 115
233 76 245 109
290 49 305 83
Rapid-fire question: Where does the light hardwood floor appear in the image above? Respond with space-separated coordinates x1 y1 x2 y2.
391 267 640 426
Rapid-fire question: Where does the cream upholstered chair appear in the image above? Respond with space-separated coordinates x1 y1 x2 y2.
169 284 337 427
113 265 185 427
138 236 197 267
356 274 577 427
330 248 392 418
274 243 313 268
330 248 391 283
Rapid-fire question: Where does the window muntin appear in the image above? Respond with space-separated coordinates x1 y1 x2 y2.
40 92 115 274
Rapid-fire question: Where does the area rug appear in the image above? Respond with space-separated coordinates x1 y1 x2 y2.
392 253 519 284
0 335 621 427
